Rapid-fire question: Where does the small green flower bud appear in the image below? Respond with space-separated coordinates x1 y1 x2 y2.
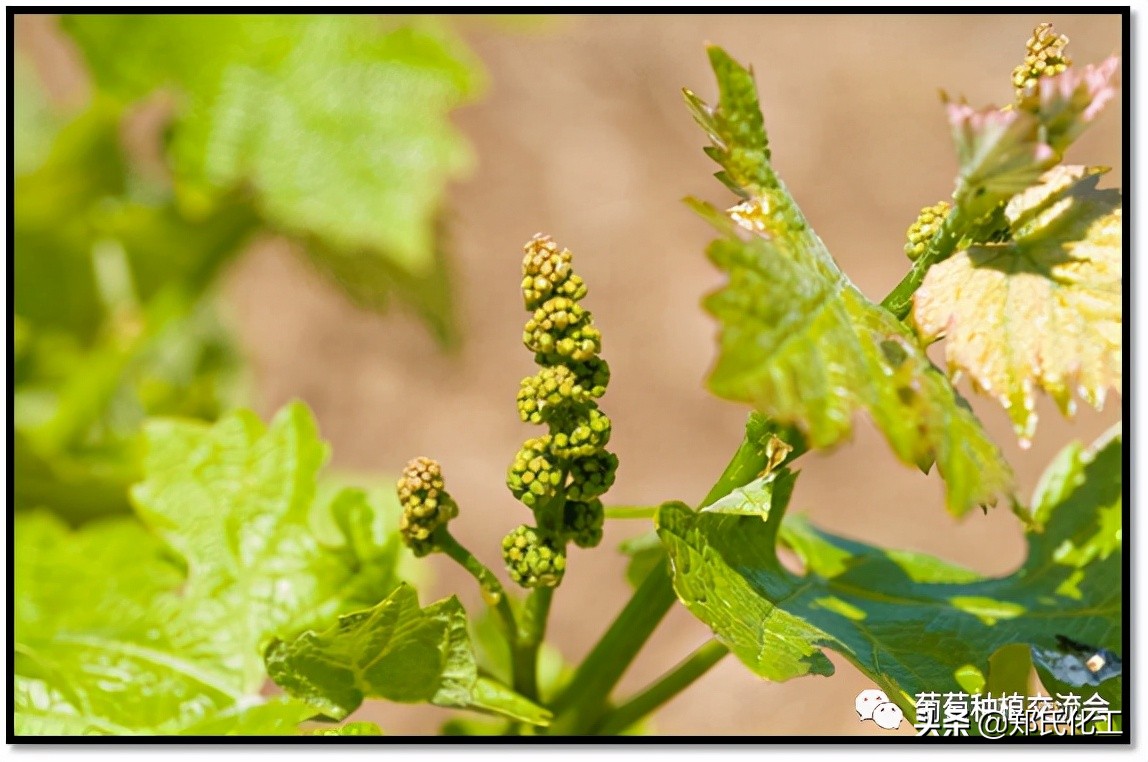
397 457 458 557
569 357 610 398
904 201 951 261
522 234 588 310
524 297 602 362
507 436 563 508
1012 23 1072 95
562 498 605 549
501 524 567 588
549 407 612 459
565 450 619 501
516 365 605 424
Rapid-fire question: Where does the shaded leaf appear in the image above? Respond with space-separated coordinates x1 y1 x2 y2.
656 425 1121 721
265 584 551 727
913 166 1121 446
686 47 1012 514
14 103 124 340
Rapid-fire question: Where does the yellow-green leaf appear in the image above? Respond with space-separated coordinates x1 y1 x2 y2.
686 47 1013 514
913 166 1121 446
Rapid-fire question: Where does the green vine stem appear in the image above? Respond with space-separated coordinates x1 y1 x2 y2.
549 416 802 735
434 529 519 640
603 505 658 520
516 587 554 702
593 639 730 735
547 559 678 734
880 176 1013 320
880 208 965 320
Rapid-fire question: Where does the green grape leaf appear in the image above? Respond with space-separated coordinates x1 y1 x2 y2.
13 510 319 736
265 584 551 727
63 15 483 340
130 402 404 690
913 166 1122 446
686 47 1012 514
14 403 406 736
168 698 318 737
655 425 1121 721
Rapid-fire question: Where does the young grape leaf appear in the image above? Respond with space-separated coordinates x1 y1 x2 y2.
13 511 317 736
685 46 1012 514
130 402 405 691
913 166 1121 446
14 403 407 735
265 584 551 727
63 15 483 342
656 425 1121 720
945 102 1052 219
1018 56 1120 155
946 47 1119 220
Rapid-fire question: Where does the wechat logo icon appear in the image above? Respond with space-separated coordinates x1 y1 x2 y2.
856 688 904 730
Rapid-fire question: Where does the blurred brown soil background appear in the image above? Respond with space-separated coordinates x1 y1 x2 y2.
18 13 1123 736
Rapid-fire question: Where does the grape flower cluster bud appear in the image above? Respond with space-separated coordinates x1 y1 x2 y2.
1012 23 1072 95
503 235 617 588
397 456 458 557
903 201 951 261
502 524 567 588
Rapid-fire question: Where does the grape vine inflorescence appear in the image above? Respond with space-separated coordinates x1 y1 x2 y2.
1012 22 1071 95
397 456 459 557
503 235 617 588
904 201 951 261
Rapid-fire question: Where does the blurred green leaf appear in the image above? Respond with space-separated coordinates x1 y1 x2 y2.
14 54 60 175
619 531 667 589
308 721 385 736
12 432 139 523
265 584 551 727
14 98 258 523
14 403 407 735
655 425 1121 722
14 103 123 340
64 14 484 340
686 47 1012 515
